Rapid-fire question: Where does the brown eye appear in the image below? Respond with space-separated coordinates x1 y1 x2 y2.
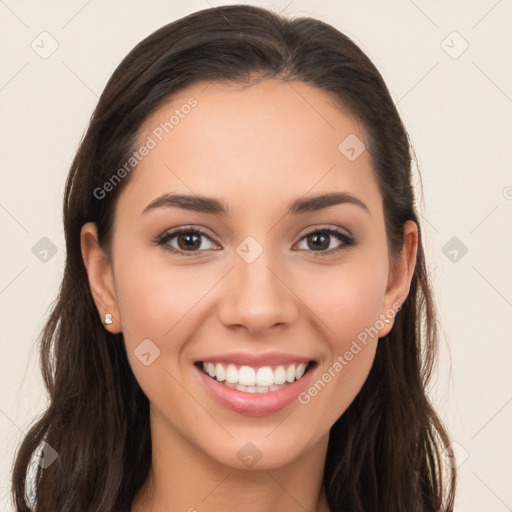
176 232 202 251
295 227 356 256
305 232 331 251
156 228 218 256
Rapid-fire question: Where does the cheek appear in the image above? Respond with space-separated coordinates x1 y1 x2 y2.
299 339 377 433
111 245 225 395
112 250 206 401
113 246 211 339
301 256 387 347
292 256 385 421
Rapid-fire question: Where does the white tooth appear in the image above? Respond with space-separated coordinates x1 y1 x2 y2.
286 364 296 383
295 363 307 380
274 365 287 385
206 362 216 378
225 364 238 383
207 362 308 390
215 363 226 382
238 366 256 386
256 366 274 387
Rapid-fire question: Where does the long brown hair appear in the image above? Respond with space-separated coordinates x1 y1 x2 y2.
11 5 456 511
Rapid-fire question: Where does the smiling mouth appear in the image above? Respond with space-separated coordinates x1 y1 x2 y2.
195 360 317 394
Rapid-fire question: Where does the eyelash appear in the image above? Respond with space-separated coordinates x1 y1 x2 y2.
155 225 356 257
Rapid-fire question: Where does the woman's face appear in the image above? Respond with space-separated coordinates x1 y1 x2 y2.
83 78 416 470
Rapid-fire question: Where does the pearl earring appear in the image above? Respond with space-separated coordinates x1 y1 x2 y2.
103 313 113 325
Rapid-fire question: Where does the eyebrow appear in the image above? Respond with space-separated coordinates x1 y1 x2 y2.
142 192 370 217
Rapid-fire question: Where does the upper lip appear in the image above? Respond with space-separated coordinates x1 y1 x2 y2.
195 352 316 367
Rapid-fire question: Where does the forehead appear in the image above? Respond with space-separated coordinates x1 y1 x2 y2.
119 79 382 219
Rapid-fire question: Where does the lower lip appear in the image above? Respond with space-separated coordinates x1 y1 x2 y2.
195 364 316 416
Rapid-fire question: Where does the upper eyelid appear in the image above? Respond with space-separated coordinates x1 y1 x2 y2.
300 224 352 238
159 226 219 244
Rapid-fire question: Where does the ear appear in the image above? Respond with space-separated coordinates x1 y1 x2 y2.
80 222 122 333
377 220 418 337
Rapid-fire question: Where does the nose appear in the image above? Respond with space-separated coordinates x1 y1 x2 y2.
217 249 299 336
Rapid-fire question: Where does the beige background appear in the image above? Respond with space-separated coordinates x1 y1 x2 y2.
1 1 511 510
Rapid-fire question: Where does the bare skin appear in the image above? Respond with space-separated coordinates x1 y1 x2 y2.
81 78 418 512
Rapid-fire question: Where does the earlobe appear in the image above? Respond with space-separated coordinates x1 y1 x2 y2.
80 223 122 333
378 220 419 337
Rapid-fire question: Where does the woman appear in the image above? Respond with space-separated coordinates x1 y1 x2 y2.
11 4 456 511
